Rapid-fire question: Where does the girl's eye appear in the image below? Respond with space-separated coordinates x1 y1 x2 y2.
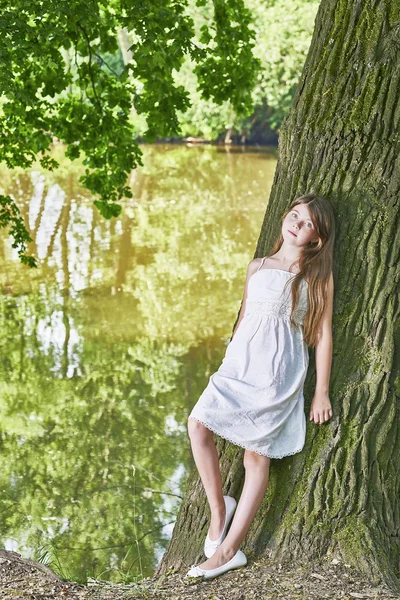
291 212 313 228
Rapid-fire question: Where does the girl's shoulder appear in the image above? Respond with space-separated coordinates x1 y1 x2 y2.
249 257 264 269
246 257 262 279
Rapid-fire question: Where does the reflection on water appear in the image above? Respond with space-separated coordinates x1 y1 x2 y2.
0 143 277 583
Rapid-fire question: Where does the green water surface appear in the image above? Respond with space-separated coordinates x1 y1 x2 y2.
0 143 277 583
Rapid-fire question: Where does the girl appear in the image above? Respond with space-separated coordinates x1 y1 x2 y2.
186 194 335 580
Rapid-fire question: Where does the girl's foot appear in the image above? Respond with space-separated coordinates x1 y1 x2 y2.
199 545 237 570
204 496 237 558
186 549 247 580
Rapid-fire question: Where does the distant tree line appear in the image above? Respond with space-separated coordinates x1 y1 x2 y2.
0 0 318 265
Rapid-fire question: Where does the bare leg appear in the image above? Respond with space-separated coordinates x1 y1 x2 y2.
198 448 270 569
187 417 226 540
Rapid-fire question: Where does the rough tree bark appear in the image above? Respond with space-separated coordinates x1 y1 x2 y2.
156 0 400 591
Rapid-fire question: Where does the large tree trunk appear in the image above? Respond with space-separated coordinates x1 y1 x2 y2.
156 0 400 591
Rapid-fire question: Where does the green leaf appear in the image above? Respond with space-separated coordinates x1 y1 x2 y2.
93 200 122 219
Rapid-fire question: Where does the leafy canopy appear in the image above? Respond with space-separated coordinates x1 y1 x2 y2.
0 0 261 266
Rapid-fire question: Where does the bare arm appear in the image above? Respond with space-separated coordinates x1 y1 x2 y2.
231 258 261 339
310 271 334 424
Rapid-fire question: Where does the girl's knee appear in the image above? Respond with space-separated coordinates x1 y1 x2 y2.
187 417 212 441
243 449 270 471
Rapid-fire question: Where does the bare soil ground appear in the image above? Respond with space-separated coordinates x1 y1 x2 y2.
1 549 399 600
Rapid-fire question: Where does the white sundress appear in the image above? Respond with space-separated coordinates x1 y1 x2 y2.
188 256 310 458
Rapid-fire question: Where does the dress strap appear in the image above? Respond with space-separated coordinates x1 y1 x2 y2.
256 256 266 272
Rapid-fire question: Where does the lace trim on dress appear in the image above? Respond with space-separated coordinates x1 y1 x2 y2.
188 415 305 459
244 299 307 324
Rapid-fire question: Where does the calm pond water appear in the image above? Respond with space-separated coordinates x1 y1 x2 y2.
0 143 277 583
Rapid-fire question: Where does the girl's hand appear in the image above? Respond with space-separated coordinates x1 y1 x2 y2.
309 391 333 424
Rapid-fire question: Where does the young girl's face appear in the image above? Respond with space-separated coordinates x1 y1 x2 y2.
282 204 319 248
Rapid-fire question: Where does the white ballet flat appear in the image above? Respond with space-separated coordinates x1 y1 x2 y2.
186 549 247 580
204 495 237 558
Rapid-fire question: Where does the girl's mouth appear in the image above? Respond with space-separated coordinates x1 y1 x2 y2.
288 230 297 237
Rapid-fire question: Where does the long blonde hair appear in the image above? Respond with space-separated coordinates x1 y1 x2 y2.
268 194 336 348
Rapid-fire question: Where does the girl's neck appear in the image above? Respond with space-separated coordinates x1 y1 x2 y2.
269 248 302 266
